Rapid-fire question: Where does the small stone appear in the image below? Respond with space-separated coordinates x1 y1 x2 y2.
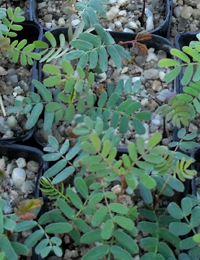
10 75 18 83
144 69 159 79
128 21 138 29
118 0 129 6
98 72 107 82
0 66 7 76
123 28 134 33
12 168 26 186
111 184 122 194
180 6 193 19
115 21 122 28
45 23 52 29
152 80 162 92
16 158 26 168
6 116 17 129
157 89 172 102
146 52 158 62
58 17 65 27
159 71 166 81
38 2 46 8
27 161 39 173
118 10 127 16
162 138 171 145
121 67 128 74
174 6 182 18
106 6 119 21
71 19 80 26
0 158 5 171
43 14 52 22
109 0 117 3
189 123 198 132
21 181 35 194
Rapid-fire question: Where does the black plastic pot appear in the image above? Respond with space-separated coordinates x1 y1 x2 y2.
0 21 42 145
0 143 47 260
190 146 200 196
31 0 172 38
175 31 200 94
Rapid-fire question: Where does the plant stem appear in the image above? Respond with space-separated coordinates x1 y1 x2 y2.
0 94 6 117
138 0 146 26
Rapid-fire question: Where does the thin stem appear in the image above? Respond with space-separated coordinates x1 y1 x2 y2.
0 95 6 117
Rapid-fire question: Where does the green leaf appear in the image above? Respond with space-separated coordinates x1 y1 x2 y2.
140 237 157 250
71 39 93 51
79 32 101 47
45 31 56 47
181 64 193 85
191 207 200 227
180 237 198 250
101 219 114 240
114 216 134 231
74 177 88 199
25 230 44 248
52 166 75 184
91 206 107 227
169 222 191 236
14 221 37 232
25 103 43 129
164 67 181 83
147 133 162 149
89 49 98 69
107 45 121 69
132 118 146 134
139 181 153 204
159 227 181 248
3 217 16 231
67 188 83 209
115 44 131 60
81 229 103 244
32 79 52 102
41 246 51 258
98 46 108 72
114 230 138 254
57 198 75 219
109 203 129 215
138 221 158 234
95 24 111 44
170 49 190 63
181 197 193 216
45 223 73 233
111 245 134 260
82 245 109 260
119 115 129 133
65 50 84 60
89 193 104 206
163 175 184 192
158 58 180 67
65 104 75 121
53 246 62 257
44 76 61 87
74 218 92 233
43 64 61 74
0 236 17 260
136 136 144 154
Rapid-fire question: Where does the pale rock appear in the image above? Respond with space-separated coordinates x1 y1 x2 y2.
144 69 159 79
162 138 171 146
189 123 198 132
157 89 172 102
146 52 158 62
180 6 193 19
0 158 5 171
43 14 52 22
115 21 122 28
98 72 107 82
38 2 46 8
197 4 200 10
121 67 128 74
152 118 161 127
118 74 130 81
145 9 154 31
16 158 26 168
123 28 134 33
152 80 162 92
6 116 17 129
132 77 141 83
106 6 119 21
111 184 122 194
128 21 138 29
21 229 32 238
141 98 149 106
27 161 39 173
159 71 166 81
10 75 18 83
12 168 26 186
63 5 75 15
71 19 80 26
0 67 7 76
14 86 23 95
118 10 127 16
45 23 52 29
174 6 182 18
109 0 117 3
21 181 35 194
58 17 65 27
117 0 129 6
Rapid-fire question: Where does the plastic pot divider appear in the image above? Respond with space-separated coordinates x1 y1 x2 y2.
0 143 47 260
30 0 172 38
0 21 42 145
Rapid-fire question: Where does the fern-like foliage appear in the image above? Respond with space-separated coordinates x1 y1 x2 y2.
0 7 41 65
156 80 200 128
75 0 109 28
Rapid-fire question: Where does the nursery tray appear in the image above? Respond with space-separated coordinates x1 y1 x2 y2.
0 143 47 260
30 0 172 38
0 21 42 145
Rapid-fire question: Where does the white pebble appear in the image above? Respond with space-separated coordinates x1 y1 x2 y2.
58 17 65 27
27 161 39 173
6 116 17 129
16 158 26 168
12 168 26 186
71 19 80 26
21 181 35 194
